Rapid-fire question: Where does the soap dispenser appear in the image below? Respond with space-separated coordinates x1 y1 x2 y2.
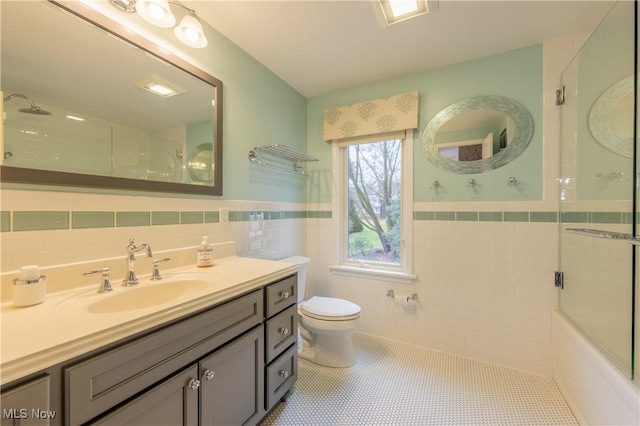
197 236 213 268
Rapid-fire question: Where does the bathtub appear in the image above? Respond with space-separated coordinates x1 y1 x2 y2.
552 311 640 425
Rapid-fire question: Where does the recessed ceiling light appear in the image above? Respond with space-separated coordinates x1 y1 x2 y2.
135 74 186 98
379 0 436 25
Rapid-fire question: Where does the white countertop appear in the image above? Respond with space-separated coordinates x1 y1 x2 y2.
1 256 297 385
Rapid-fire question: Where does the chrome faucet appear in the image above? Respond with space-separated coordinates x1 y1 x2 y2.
123 238 153 286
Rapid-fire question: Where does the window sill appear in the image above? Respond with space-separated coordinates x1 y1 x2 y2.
329 265 416 284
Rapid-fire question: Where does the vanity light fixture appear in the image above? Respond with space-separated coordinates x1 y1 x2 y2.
379 0 437 25
109 0 208 48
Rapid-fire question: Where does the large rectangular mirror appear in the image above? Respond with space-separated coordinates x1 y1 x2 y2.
1 0 223 195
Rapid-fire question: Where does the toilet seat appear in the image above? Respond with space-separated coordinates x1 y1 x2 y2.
301 296 361 321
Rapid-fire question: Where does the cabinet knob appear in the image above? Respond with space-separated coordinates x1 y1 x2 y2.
203 369 215 380
279 370 290 379
188 379 200 390
280 291 290 299
279 327 290 335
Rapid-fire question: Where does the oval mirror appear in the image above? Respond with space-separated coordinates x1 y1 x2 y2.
588 75 633 158
422 96 534 173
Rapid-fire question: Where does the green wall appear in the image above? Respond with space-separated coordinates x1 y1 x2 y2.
306 44 543 204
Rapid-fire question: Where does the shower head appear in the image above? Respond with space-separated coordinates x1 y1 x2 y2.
18 106 51 115
3 93 51 115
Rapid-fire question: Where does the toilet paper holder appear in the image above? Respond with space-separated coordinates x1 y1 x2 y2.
386 289 418 302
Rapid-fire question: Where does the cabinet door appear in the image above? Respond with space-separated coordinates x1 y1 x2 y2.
1 376 51 426
89 366 198 426
200 326 264 426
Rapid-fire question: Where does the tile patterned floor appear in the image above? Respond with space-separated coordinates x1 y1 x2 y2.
260 333 577 426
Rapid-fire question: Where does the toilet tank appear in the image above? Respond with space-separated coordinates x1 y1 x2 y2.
281 256 310 303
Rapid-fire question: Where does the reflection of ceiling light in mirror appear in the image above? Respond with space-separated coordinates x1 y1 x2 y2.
66 115 86 122
135 74 186 97
379 0 436 25
135 0 175 28
174 13 207 48
109 0 208 48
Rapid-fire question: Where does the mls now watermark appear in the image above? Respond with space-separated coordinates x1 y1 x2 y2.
3 408 57 420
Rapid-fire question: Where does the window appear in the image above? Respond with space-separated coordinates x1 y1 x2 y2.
331 130 414 283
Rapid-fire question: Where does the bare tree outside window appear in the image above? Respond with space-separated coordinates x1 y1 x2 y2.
346 138 402 265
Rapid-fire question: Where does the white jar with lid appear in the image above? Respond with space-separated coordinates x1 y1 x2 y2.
13 265 46 307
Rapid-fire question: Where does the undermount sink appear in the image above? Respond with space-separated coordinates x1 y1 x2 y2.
55 274 218 314
88 279 211 313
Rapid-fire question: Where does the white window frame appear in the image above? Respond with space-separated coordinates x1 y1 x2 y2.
329 130 415 284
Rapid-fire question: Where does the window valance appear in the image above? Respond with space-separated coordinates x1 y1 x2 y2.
323 91 419 141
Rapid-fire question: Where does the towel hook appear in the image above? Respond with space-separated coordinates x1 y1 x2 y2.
466 178 476 188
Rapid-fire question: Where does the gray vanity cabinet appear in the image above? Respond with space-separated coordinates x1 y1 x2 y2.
1 273 299 426
1 375 51 426
264 276 298 412
89 366 199 426
199 327 264 426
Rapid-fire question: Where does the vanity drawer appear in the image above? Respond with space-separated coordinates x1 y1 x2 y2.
265 274 297 318
265 304 297 363
65 290 262 426
265 344 297 411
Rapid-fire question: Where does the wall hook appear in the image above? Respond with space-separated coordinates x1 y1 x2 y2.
507 176 518 186
431 180 440 190
466 178 476 188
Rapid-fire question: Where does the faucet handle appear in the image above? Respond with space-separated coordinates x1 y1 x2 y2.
83 267 112 293
151 258 171 281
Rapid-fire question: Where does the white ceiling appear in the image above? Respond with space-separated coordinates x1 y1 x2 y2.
185 0 614 98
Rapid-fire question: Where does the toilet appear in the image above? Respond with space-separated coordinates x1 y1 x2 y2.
282 256 361 368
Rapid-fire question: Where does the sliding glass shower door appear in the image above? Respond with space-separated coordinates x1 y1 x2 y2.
558 0 636 378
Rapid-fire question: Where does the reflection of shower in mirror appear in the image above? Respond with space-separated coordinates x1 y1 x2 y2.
2 93 52 116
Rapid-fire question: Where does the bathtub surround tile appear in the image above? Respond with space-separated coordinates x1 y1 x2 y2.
456 211 478 221
530 212 558 223
72 211 115 229
13 211 69 231
561 211 589 223
115 211 150 227
503 211 529 222
591 211 623 224
260 333 576 426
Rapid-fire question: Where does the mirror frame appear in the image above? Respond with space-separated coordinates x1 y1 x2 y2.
1 0 223 196
421 96 534 174
588 75 633 158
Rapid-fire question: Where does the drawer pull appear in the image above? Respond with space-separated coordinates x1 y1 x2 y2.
279 370 290 379
188 379 200 391
280 291 290 300
203 369 215 380
279 327 290 335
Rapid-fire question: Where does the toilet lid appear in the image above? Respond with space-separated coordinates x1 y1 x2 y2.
301 296 361 319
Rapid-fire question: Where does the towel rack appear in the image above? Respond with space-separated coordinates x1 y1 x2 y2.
566 228 640 245
248 144 318 176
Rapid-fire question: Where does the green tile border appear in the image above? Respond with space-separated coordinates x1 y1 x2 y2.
72 211 114 229
14 211 69 231
2 209 634 232
116 212 150 227
1 211 11 232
